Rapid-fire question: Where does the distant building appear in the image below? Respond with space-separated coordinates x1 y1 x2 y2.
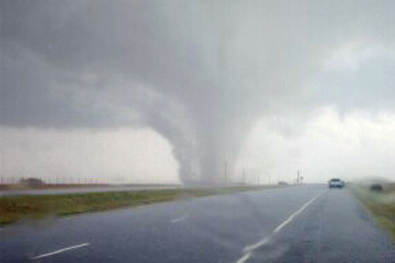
20 178 45 187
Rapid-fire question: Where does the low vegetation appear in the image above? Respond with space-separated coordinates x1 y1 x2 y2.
350 183 395 240
0 185 277 226
0 183 110 190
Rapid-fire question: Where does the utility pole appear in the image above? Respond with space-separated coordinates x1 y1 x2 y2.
224 162 227 187
297 169 300 184
258 174 260 186
243 166 246 185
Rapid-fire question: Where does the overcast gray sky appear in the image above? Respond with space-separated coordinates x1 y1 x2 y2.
1 0 395 184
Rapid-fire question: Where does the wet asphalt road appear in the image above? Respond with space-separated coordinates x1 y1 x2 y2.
1 185 394 263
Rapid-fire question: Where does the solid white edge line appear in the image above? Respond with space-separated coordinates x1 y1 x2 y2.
236 191 325 263
31 243 90 260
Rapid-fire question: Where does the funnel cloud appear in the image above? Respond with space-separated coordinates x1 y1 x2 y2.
1 1 395 184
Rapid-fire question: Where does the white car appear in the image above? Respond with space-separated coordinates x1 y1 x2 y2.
328 178 344 188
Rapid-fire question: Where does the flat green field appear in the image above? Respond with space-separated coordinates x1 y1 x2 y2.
0 186 276 226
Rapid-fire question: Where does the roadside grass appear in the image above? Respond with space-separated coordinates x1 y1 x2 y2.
350 183 395 240
0 185 277 226
0 183 110 190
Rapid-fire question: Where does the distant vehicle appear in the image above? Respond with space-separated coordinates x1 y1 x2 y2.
278 181 288 186
328 178 344 188
370 184 383 192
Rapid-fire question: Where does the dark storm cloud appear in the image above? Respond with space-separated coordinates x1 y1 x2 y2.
1 0 395 183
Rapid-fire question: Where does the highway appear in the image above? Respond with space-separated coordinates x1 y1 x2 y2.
1 185 394 263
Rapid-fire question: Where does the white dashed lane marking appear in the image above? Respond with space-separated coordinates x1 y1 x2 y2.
30 243 90 260
171 213 190 223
